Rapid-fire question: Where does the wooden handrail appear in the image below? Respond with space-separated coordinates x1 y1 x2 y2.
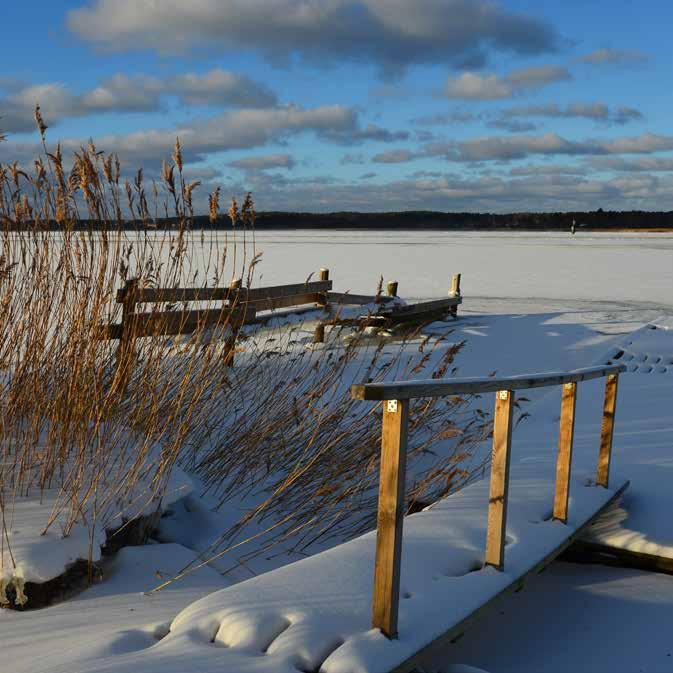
351 363 626 640
351 364 625 401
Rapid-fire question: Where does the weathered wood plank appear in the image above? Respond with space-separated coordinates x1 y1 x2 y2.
597 373 619 487
116 306 254 338
245 292 323 312
561 538 673 576
115 280 332 304
383 296 461 318
484 390 514 570
372 399 409 640
351 364 626 401
553 381 577 523
326 291 395 305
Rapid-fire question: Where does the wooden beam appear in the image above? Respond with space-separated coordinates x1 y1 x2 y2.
116 280 332 304
351 364 626 401
326 291 395 305
246 292 324 312
561 538 673 576
372 399 409 640
109 306 254 339
484 390 514 570
384 296 461 318
553 382 577 523
597 373 619 488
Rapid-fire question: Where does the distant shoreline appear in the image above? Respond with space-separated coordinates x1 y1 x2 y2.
8 210 673 231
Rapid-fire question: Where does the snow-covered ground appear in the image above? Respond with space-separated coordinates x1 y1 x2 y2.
2 231 672 673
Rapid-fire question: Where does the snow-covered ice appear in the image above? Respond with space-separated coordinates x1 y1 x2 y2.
2 231 673 673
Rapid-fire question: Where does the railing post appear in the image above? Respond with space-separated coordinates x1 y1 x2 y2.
485 389 514 570
449 273 461 317
553 381 577 523
372 398 409 639
597 373 619 487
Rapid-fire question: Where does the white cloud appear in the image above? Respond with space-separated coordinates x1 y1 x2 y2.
578 48 648 66
443 65 571 100
499 103 643 126
372 149 417 164
0 69 277 134
229 154 295 171
67 0 558 73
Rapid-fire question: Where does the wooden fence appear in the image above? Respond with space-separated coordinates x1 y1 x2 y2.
350 363 625 639
101 270 463 380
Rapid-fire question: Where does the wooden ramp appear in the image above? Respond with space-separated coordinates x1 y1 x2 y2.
76 365 630 673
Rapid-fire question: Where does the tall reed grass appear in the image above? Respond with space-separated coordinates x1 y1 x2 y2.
0 117 491 601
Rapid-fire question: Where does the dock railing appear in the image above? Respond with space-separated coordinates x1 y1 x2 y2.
350 363 626 639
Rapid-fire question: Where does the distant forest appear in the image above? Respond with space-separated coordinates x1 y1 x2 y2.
11 209 673 231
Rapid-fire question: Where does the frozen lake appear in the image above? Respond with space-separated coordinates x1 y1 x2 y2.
237 230 673 312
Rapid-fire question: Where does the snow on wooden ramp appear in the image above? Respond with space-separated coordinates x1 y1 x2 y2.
68 364 629 673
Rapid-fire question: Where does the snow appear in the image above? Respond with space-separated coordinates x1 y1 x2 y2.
2 231 673 673
424 563 673 673
0 543 228 673
1 458 192 590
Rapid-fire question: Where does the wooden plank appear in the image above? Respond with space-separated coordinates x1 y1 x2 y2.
121 306 253 338
384 297 461 318
597 373 619 488
351 364 626 401
561 539 673 576
245 292 323 312
484 390 514 570
116 280 332 304
390 480 629 673
326 291 395 305
553 382 577 523
372 399 409 640
249 305 326 326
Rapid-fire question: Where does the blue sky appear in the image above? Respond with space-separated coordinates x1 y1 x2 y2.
2 0 672 212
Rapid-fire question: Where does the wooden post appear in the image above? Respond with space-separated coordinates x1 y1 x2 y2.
386 281 398 298
313 268 330 342
115 278 138 388
597 374 619 488
484 389 514 570
372 398 409 639
317 268 330 309
223 278 243 366
553 382 577 523
449 273 461 317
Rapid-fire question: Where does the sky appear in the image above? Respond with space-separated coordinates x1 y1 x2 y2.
1 0 672 213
